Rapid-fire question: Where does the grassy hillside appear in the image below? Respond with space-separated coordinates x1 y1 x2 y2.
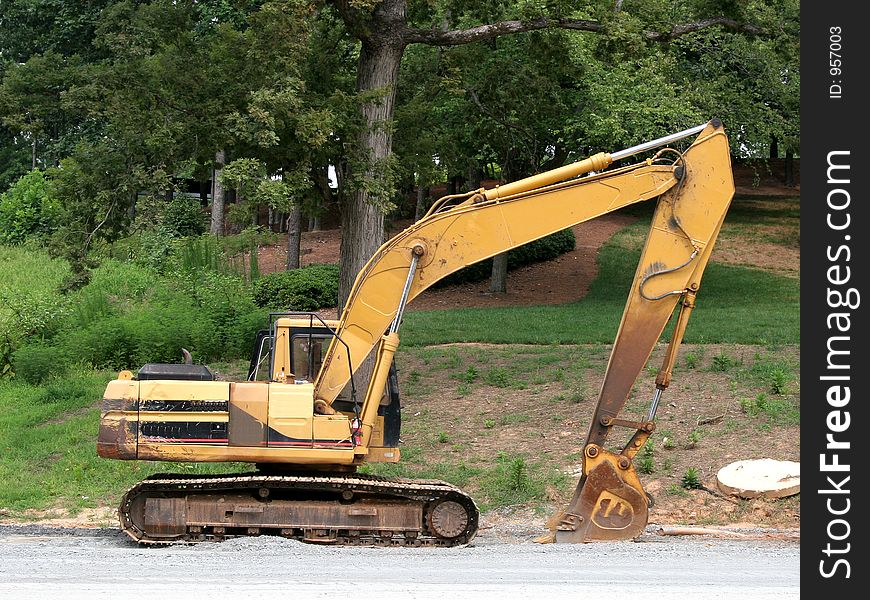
0 197 800 524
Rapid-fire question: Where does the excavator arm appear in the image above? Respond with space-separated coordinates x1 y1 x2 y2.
316 120 734 542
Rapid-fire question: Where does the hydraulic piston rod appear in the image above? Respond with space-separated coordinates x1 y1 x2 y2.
483 122 709 201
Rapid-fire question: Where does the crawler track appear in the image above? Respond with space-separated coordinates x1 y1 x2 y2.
119 472 478 547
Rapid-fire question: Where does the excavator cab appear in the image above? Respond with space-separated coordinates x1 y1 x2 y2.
247 315 334 383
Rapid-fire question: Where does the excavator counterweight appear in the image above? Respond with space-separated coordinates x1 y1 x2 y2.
98 121 734 545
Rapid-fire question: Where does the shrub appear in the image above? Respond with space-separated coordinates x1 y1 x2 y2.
160 195 207 238
437 228 576 286
221 226 282 256
252 264 339 310
0 171 60 245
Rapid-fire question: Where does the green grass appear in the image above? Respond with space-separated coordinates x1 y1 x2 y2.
403 222 799 346
0 246 71 345
0 368 244 515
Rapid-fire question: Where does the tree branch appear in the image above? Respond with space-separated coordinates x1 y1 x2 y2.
404 15 763 46
404 18 604 46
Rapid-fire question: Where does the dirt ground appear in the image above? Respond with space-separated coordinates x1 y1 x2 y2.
394 341 800 534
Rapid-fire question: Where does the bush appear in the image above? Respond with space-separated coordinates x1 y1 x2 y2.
0 171 60 245
252 264 339 310
438 228 576 286
160 195 207 237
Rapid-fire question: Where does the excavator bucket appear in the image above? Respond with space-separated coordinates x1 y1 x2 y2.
543 447 649 543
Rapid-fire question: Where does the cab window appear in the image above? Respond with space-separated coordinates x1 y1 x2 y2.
291 334 331 381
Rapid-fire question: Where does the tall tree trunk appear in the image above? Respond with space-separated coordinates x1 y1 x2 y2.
31 138 37 169
784 148 795 187
286 204 303 270
210 149 226 236
338 35 405 311
490 253 508 293
769 135 779 159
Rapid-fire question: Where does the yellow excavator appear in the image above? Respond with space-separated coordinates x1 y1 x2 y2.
97 120 734 546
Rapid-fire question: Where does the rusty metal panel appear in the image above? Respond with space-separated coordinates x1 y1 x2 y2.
185 496 421 532
143 497 187 537
228 382 268 447
97 412 137 459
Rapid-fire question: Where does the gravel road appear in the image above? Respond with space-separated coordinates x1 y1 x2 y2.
0 525 799 599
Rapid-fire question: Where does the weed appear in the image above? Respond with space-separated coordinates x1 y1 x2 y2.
681 467 703 490
484 367 511 388
457 383 471 396
440 349 461 370
569 390 586 404
711 351 735 372
484 419 495 429
684 352 699 369
769 367 789 394
437 432 450 444
662 458 674 475
460 365 478 383
500 414 530 426
638 455 655 474
660 431 675 450
550 415 564 423
507 457 530 492
685 429 701 449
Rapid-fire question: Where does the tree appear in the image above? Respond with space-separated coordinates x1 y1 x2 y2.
328 0 779 308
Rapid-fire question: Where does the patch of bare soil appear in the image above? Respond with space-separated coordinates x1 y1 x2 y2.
396 342 800 533
258 228 343 274
0 506 117 529
712 235 799 277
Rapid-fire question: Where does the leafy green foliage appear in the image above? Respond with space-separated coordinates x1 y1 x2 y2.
681 467 703 490
3 248 266 375
0 171 60 245
251 264 339 311
159 196 207 238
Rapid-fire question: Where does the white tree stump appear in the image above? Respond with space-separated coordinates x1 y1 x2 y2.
716 459 800 499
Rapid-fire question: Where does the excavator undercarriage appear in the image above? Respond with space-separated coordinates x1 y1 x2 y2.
120 472 478 546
